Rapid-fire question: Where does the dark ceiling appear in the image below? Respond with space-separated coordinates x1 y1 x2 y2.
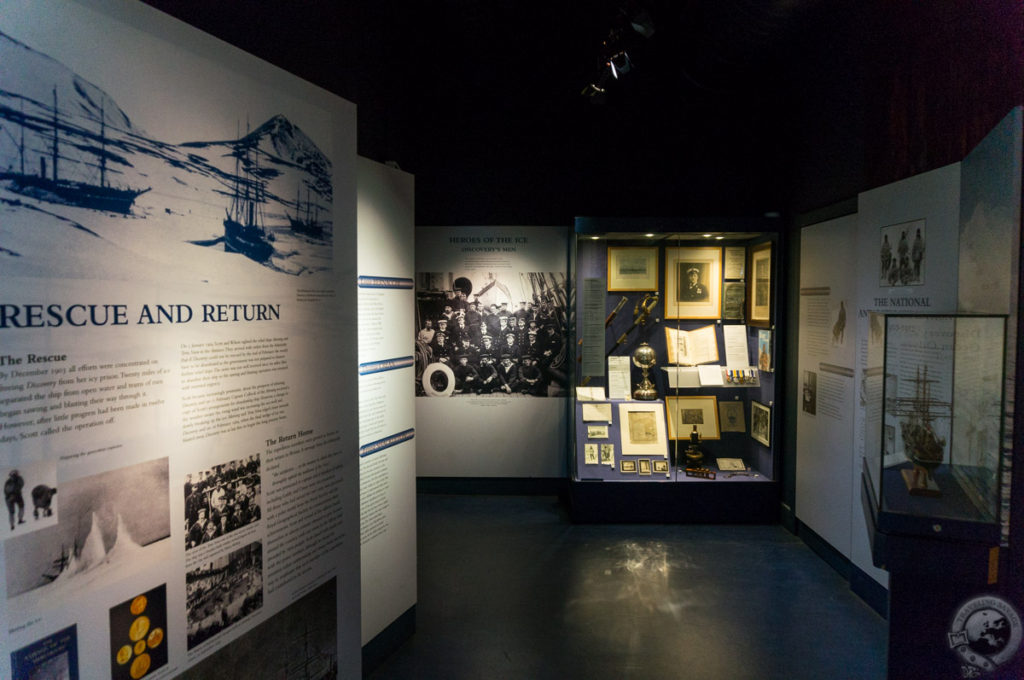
140 0 839 224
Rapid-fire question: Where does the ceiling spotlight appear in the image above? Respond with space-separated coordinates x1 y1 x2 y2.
715 236 724 240
702 233 712 238
609 51 631 79
590 236 600 240
645 233 655 238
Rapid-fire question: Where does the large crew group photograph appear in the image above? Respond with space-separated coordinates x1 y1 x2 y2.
415 272 569 397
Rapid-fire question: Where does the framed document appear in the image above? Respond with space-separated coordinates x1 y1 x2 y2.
716 457 746 471
748 242 772 327
722 281 746 320
718 400 746 432
723 246 746 279
665 395 720 440
652 459 669 474
617 402 668 457
750 401 771 446
664 246 722 319
607 246 658 291
638 459 652 475
620 460 637 473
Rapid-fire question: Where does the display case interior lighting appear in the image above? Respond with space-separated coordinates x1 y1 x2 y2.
645 233 655 238
702 233 712 238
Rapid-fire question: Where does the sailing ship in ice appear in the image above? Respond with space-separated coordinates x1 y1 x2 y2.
287 184 324 239
223 129 276 263
281 623 338 680
888 365 951 496
0 88 149 214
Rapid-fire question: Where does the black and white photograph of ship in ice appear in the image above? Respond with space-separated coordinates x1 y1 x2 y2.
0 29 335 282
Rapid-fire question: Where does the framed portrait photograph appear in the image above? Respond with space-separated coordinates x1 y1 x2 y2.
664 246 722 319
748 242 772 326
607 246 659 291
718 400 746 432
617 403 668 457
665 395 720 440
620 460 637 474
750 401 771 446
584 443 599 464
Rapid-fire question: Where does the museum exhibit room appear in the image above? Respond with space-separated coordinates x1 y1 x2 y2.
1 1 1023 678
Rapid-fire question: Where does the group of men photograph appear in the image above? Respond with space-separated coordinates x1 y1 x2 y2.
415 276 568 397
184 456 262 550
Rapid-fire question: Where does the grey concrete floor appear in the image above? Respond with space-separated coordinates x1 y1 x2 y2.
368 494 887 679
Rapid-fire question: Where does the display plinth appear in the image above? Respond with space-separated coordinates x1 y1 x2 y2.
568 477 779 523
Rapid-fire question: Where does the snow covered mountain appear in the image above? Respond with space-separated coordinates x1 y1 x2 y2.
0 29 336 280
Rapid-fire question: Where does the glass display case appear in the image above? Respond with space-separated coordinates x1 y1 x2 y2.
568 217 782 521
863 313 1007 543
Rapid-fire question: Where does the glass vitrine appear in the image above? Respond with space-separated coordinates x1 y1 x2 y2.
865 313 1006 542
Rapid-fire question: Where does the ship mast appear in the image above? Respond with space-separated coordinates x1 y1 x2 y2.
99 101 107 188
51 87 58 182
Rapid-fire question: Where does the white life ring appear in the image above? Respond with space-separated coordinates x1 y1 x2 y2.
422 362 455 397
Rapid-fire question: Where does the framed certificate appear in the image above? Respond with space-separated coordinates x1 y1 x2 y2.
748 242 772 327
607 246 658 291
665 246 722 319
665 395 720 440
616 402 669 457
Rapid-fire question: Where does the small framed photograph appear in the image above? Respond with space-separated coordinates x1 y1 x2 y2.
664 246 722 319
587 424 609 439
665 395 720 440
757 329 772 372
802 370 817 415
652 459 669 474
638 459 652 475
600 443 615 465
607 246 659 291
748 242 772 327
718 400 746 432
750 401 771 446
620 459 637 474
584 443 599 464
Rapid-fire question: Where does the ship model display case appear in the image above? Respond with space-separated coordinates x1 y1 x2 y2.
568 217 782 522
862 313 1007 556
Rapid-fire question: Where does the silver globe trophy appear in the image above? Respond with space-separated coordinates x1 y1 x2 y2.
631 342 658 400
